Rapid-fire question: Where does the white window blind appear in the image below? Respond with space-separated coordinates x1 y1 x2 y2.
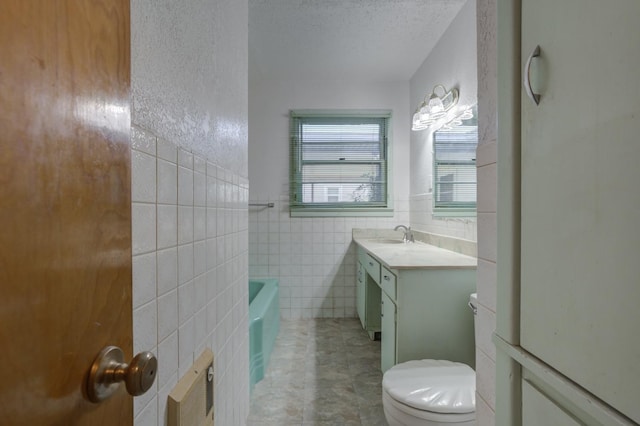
433 124 478 212
290 112 390 214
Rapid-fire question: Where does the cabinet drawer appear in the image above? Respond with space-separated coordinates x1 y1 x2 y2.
357 246 368 265
364 254 380 283
381 266 396 301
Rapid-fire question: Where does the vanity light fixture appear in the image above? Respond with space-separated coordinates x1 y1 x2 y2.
440 107 474 130
411 84 459 131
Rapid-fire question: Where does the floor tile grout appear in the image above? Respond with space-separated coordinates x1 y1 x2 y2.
248 318 388 426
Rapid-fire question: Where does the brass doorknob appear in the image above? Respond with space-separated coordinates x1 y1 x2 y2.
86 346 157 403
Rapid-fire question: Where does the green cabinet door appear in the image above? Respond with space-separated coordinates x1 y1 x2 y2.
356 261 365 329
381 292 396 373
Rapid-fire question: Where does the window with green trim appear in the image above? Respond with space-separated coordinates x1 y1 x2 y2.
433 106 478 215
290 111 392 216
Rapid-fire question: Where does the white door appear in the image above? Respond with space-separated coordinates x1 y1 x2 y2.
521 381 581 426
520 0 640 422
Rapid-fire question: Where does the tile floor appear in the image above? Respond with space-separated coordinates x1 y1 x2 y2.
247 318 389 426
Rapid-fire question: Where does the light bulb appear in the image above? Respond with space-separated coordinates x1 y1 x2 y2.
428 94 445 119
459 108 473 120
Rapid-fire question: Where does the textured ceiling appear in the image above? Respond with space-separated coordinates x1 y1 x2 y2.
249 0 467 82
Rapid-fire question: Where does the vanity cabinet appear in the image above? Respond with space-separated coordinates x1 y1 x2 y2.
380 266 397 372
381 266 476 373
356 244 476 373
356 261 365 329
381 289 396 372
356 248 381 339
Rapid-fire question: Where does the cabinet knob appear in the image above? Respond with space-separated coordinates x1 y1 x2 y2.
384 275 390 281
369 262 374 267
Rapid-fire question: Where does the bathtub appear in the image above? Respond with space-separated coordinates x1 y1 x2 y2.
249 278 280 391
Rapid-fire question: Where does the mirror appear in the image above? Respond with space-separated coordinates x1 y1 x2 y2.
432 104 478 213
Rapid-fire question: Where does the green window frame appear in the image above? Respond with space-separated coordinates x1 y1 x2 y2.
290 110 393 217
433 108 478 216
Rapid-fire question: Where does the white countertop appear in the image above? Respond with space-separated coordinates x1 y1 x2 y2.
353 235 477 270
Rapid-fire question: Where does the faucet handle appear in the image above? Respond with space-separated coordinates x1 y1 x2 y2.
406 226 414 242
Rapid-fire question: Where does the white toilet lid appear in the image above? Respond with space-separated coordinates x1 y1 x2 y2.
382 359 475 414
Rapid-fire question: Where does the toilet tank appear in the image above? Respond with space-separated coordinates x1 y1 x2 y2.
469 293 478 313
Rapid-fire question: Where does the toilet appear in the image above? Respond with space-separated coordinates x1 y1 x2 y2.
382 293 478 426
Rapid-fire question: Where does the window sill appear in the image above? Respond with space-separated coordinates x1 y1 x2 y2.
290 207 394 218
432 209 477 218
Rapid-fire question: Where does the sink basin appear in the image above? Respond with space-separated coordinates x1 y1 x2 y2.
370 239 406 245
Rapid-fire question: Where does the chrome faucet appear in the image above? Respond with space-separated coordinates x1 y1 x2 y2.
394 225 414 243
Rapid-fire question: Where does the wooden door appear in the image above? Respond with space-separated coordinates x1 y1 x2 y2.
0 1 132 424
520 0 640 422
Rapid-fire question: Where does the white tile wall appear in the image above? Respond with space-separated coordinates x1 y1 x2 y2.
476 395 495 426
132 204 157 255
476 302 496 361
157 331 178 389
475 140 497 426
476 347 496 409
136 396 158 426
477 213 497 262
132 150 157 203
248 195 410 319
157 290 178 342
131 125 250 425
157 159 177 205
410 194 478 241
476 0 498 421
133 253 157 308
476 259 497 312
